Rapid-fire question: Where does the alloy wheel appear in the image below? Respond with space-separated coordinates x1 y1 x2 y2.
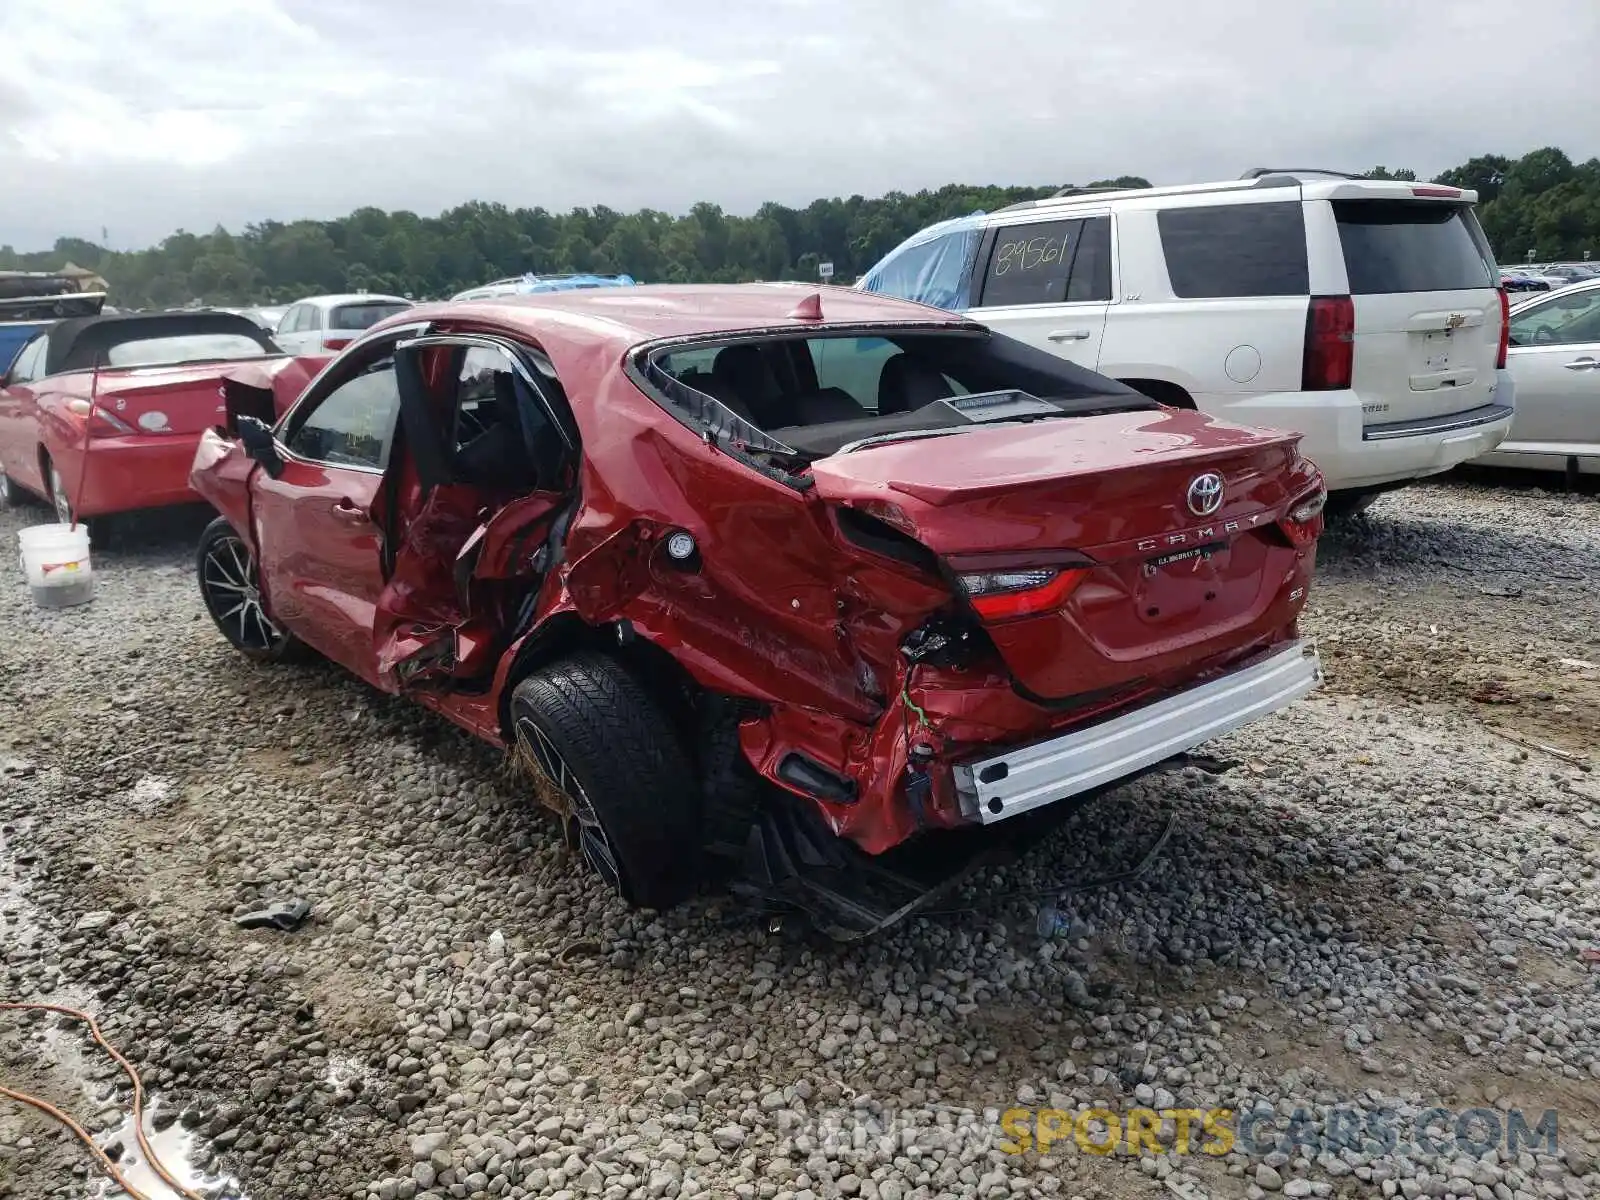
200 532 286 654
514 713 622 892
48 465 71 525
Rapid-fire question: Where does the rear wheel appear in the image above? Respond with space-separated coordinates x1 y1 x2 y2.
43 456 106 539
196 516 302 662
1324 490 1382 520
47 460 73 525
510 653 702 909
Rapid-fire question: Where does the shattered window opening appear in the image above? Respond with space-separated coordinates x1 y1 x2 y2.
638 328 1156 464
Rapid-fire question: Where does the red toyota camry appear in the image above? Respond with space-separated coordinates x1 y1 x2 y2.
0 311 322 527
191 284 1326 935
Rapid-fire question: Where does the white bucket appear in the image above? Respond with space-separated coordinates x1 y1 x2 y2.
18 523 94 608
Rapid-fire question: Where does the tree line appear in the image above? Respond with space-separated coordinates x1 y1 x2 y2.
1 148 1594 308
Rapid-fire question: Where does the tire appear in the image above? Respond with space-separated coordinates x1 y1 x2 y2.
43 456 105 540
196 516 304 663
0 464 13 509
1324 490 1382 521
510 652 703 910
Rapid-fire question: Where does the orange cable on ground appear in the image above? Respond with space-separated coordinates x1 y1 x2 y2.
0 1001 207 1200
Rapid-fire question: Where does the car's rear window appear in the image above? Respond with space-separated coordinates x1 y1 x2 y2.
645 330 1152 459
330 302 410 330
1156 202 1309 298
1334 201 1495 295
104 332 270 367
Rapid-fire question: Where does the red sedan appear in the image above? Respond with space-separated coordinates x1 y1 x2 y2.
191 285 1326 934
0 311 322 527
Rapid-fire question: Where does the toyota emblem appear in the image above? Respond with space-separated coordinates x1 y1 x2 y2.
1186 473 1224 516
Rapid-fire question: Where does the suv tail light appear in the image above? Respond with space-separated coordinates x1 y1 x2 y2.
959 567 1088 621
1496 287 1510 370
1302 296 1354 391
324 337 352 351
1277 482 1327 549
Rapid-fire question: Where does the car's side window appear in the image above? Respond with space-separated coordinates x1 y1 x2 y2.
857 227 982 311
304 306 324 332
278 306 301 335
283 359 402 470
7 336 47 384
807 337 970 412
1066 216 1113 302
1157 202 1310 298
977 219 1083 308
1509 290 1600 347
807 337 901 410
453 346 533 450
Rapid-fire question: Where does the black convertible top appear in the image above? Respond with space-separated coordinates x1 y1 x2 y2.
43 310 279 376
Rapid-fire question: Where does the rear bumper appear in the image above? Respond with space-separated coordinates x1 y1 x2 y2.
57 433 205 517
953 639 1321 824
1475 443 1600 475
1203 372 1515 491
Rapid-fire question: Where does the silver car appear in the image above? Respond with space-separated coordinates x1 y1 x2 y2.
1475 277 1600 476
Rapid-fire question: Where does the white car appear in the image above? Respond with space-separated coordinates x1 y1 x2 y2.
856 170 1515 508
1475 277 1600 477
274 293 413 355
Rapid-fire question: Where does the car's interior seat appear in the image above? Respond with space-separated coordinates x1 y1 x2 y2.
454 371 532 490
877 354 956 415
707 345 783 426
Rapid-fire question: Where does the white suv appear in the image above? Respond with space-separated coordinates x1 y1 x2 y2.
856 170 1515 505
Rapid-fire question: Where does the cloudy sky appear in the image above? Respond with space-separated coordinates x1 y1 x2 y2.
3 0 1595 252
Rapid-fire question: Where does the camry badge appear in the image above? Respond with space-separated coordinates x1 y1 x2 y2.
1186 473 1224 517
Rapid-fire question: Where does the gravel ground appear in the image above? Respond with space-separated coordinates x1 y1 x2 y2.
1 475 1597 1200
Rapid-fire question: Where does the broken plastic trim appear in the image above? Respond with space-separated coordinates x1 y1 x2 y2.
638 359 798 458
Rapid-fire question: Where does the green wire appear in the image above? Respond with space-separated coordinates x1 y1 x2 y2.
901 684 930 728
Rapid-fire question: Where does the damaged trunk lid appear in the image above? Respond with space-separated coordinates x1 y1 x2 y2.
809 408 1313 701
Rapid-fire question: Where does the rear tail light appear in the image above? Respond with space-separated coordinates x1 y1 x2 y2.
324 338 352 351
1496 287 1510 370
1278 482 1327 549
1411 185 1462 199
65 399 135 438
959 567 1088 621
1302 296 1354 391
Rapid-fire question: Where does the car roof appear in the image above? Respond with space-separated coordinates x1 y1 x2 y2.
378 284 972 355
38 310 277 376
989 174 1479 220
294 293 412 309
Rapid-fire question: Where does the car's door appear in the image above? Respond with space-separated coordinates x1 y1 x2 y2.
0 334 50 494
273 306 302 354
303 304 327 354
965 214 1113 372
1506 286 1600 451
251 347 403 682
373 335 578 690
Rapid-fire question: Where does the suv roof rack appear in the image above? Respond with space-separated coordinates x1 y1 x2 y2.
1239 167 1362 181
1049 184 1130 199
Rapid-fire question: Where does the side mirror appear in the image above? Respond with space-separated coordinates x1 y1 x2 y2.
237 415 285 478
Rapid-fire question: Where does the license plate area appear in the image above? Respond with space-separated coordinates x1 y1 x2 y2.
1422 330 1454 371
1143 540 1227 575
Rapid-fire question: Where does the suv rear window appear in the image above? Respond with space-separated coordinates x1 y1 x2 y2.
1333 201 1495 295
1157 202 1309 298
